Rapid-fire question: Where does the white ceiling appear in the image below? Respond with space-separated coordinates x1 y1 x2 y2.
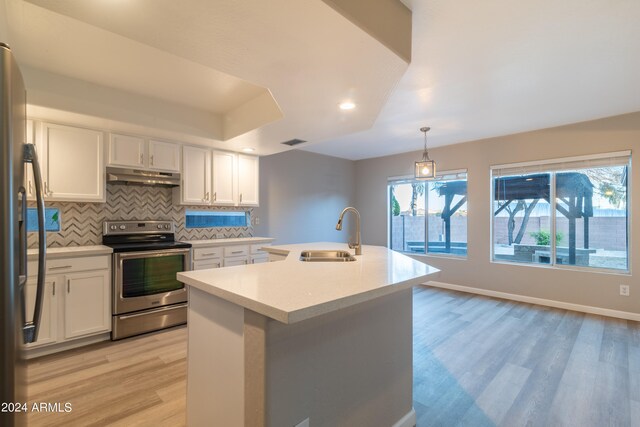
5 0 640 160
307 0 640 159
6 0 409 154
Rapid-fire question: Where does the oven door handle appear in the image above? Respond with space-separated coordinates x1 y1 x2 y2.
114 247 192 261
117 303 188 320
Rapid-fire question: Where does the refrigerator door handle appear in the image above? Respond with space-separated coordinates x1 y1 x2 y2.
22 143 46 344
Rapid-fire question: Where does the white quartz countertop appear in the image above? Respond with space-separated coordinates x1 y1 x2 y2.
178 242 440 324
182 237 274 248
27 245 113 260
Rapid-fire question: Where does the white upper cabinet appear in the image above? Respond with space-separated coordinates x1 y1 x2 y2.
108 134 180 173
108 133 145 168
180 146 211 205
42 123 105 202
237 154 259 206
175 149 259 207
212 151 236 206
148 139 181 172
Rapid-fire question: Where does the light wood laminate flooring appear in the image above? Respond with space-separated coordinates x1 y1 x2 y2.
26 287 640 426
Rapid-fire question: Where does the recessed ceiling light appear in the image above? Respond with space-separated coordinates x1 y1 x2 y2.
242 148 255 153
339 101 356 110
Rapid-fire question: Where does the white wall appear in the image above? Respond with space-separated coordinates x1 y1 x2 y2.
354 112 640 315
255 150 356 245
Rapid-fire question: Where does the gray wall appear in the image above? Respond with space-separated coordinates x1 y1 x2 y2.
354 112 640 314
0 0 10 45
255 150 356 245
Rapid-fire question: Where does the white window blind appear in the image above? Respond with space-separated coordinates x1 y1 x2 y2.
491 151 630 176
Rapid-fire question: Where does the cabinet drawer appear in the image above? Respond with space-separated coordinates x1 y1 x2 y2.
29 255 109 277
250 243 271 254
193 247 223 260
47 256 109 274
223 256 249 267
223 245 249 257
193 259 222 270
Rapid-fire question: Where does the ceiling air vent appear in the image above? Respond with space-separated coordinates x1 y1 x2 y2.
281 138 307 146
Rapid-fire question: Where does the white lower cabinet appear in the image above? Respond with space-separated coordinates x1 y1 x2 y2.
25 255 111 352
192 243 274 269
64 270 110 339
24 277 58 347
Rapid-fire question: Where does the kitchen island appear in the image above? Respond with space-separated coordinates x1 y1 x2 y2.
177 242 439 427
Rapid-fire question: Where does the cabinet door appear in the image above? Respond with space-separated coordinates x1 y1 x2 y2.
212 151 236 205
108 133 146 168
24 276 58 347
43 123 105 202
64 270 110 339
237 154 259 206
148 140 181 172
182 146 211 205
250 254 268 264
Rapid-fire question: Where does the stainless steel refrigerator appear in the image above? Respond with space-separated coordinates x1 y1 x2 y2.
1 42 47 427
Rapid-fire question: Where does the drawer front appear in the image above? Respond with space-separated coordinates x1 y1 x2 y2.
193 247 223 260
223 256 249 267
193 259 222 270
223 245 249 257
250 243 271 254
28 256 109 277
47 256 109 274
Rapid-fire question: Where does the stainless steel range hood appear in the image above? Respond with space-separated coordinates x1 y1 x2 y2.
106 168 180 187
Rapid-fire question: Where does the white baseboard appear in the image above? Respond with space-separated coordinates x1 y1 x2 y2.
426 281 640 322
392 408 416 427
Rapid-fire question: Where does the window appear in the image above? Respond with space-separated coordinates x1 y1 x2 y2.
491 152 630 271
389 171 467 256
185 210 249 228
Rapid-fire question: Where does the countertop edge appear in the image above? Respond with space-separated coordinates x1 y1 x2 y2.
27 245 113 260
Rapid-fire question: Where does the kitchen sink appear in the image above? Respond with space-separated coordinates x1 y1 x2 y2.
299 250 356 262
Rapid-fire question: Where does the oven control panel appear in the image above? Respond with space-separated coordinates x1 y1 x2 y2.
103 220 174 236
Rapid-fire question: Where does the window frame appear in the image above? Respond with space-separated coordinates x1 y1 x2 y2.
489 151 632 275
387 169 468 259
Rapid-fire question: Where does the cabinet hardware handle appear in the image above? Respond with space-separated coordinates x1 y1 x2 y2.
239 193 242 203
53 282 56 296
244 260 248 264
231 250 243 254
50 265 72 270
150 155 154 165
213 192 217 202
140 153 144 164
44 181 52 196
67 279 70 293
205 191 210 201
202 252 218 256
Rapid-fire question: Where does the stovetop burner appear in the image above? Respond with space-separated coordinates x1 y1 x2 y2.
102 220 191 253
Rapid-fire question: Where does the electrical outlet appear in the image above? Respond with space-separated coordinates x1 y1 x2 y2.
294 418 309 427
620 284 630 296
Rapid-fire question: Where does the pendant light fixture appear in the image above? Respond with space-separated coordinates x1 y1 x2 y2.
414 126 436 180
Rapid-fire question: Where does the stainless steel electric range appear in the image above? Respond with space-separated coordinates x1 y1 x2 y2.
102 220 192 340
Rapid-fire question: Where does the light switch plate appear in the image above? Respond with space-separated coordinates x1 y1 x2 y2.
294 418 309 427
